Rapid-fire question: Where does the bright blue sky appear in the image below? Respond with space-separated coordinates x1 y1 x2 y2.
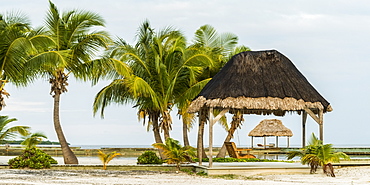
1 0 369 147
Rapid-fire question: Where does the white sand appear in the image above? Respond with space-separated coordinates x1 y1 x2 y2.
1 156 370 184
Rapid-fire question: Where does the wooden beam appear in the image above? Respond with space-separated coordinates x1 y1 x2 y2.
302 111 307 148
212 109 229 126
303 107 320 124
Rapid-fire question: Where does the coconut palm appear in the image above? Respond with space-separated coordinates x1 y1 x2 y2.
21 132 47 149
176 25 243 158
0 116 29 143
93 20 208 150
97 150 122 170
287 133 349 177
152 137 195 170
27 1 111 164
0 12 39 110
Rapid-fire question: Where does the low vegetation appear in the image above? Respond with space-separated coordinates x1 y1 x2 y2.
97 150 122 170
152 138 196 170
8 147 57 169
287 133 349 177
137 151 163 164
193 157 286 163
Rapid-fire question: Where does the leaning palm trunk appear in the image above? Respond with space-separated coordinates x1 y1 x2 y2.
53 92 78 164
50 72 78 164
216 113 243 158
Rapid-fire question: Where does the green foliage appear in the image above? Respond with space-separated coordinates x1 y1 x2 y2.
196 171 207 176
8 147 57 169
193 157 282 163
287 133 350 175
97 150 122 170
21 132 47 149
180 168 195 175
152 138 196 170
137 151 163 164
0 116 30 144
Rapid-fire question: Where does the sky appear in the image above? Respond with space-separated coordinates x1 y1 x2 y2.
1 0 369 147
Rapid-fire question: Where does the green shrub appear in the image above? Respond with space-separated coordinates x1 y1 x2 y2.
137 151 163 164
193 157 282 163
8 147 58 169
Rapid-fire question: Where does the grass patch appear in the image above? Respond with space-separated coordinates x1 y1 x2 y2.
209 174 264 180
193 157 293 163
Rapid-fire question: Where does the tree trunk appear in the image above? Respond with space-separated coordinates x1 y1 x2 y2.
163 129 170 140
197 120 207 159
53 93 78 164
183 120 190 146
216 113 243 158
152 117 166 159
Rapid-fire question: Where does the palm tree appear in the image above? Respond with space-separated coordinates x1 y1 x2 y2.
176 25 242 159
0 12 38 110
93 21 206 151
97 150 122 170
21 132 47 149
27 1 111 164
152 137 195 170
287 133 349 177
0 116 29 143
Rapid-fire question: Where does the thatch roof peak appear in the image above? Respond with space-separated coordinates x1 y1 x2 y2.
188 50 332 116
248 119 293 137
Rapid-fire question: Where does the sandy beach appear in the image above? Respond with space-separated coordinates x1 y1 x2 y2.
0 156 369 184
0 166 370 185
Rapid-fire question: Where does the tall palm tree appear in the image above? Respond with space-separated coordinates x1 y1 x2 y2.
287 133 349 177
21 132 47 149
0 12 37 110
0 116 29 143
176 25 241 158
94 21 206 151
27 1 111 164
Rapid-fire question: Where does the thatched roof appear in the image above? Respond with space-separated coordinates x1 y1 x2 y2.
248 119 293 137
188 50 332 116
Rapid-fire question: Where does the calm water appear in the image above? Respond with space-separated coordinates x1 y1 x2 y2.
70 144 370 149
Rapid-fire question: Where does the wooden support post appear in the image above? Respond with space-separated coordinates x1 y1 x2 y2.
198 111 202 166
208 107 214 168
302 111 307 148
251 136 254 149
287 137 290 148
264 136 266 149
319 109 324 142
276 136 279 148
207 108 228 168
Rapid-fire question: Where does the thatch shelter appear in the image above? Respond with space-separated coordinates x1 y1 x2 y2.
188 50 332 167
248 119 293 148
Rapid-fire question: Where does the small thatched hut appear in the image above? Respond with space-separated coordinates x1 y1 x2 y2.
248 119 293 148
188 50 332 167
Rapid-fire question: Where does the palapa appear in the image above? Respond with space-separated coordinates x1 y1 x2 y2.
188 50 332 116
248 119 293 137
190 50 332 167
248 119 293 148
